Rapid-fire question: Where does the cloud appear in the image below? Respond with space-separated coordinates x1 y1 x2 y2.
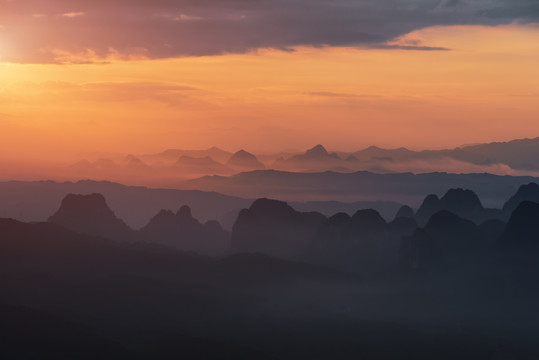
62 12 85 18
0 0 537 63
5 80 201 106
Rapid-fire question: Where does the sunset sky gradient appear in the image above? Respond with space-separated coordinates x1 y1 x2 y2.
0 0 538 161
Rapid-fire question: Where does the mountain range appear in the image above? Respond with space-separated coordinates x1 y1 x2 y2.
55 137 539 189
3 182 539 358
0 180 404 229
182 170 539 206
24 182 539 277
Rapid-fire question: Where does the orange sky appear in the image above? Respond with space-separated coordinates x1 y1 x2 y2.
1 23 538 161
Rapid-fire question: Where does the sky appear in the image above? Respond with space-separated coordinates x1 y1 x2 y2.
0 0 538 161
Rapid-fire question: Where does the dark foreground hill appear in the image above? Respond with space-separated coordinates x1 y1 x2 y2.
3 217 539 359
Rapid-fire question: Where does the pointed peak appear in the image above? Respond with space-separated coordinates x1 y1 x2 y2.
306 144 328 155
234 149 254 157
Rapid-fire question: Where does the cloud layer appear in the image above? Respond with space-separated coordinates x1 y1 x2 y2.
0 0 538 63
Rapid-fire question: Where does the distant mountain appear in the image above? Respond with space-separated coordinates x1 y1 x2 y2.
231 198 326 259
450 137 539 171
139 205 230 255
274 145 346 171
48 193 134 241
142 146 233 164
226 150 265 170
0 180 253 229
288 144 340 162
183 170 539 207
177 155 223 167
415 188 497 226
176 155 231 174
122 154 148 167
354 146 417 162
353 137 539 171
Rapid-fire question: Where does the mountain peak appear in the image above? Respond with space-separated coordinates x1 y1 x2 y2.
306 144 328 156
56 193 110 214
249 198 297 217
501 201 539 245
226 150 265 169
234 149 253 157
503 182 539 216
395 205 415 220
176 205 193 219
48 193 132 240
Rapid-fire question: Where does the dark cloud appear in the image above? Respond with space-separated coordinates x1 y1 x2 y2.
0 0 537 63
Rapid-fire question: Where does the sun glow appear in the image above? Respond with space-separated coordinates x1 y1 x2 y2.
0 24 538 161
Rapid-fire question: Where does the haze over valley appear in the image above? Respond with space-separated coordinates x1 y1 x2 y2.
1 0 539 358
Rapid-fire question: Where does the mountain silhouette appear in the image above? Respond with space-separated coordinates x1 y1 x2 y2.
499 201 539 296
4 196 539 358
501 201 539 246
502 183 539 219
226 150 265 170
231 198 326 259
139 205 230 255
351 137 539 171
176 155 231 174
310 208 414 275
48 193 133 241
423 210 484 255
285 144 340 162
183 170 539 205
177 155 223 167
400 210 486 273
0 218 347 359
144 146 233 164
415 188 492 225
344 154 360 162
394 205 415 220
